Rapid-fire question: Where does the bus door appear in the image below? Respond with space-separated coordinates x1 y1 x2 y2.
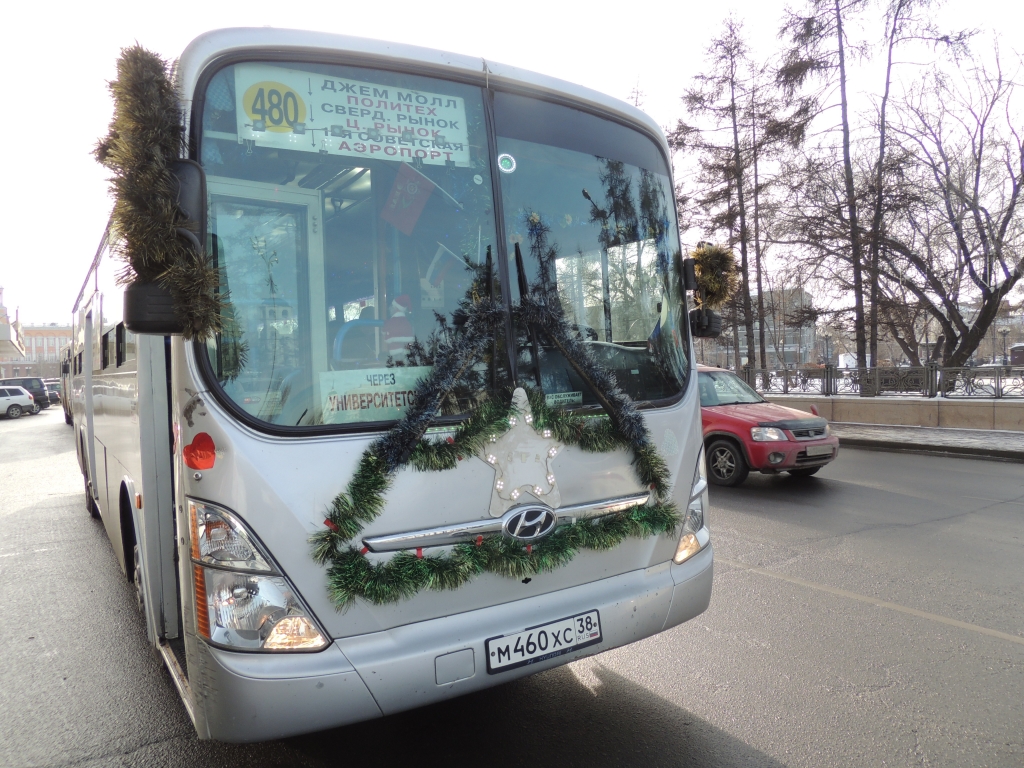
206 178 327 425
82 303 99 504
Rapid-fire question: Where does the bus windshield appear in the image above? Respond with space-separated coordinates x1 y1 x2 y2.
198 61 687 429
494 93 688 408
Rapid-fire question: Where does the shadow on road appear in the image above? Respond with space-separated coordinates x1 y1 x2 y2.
278 664 786 768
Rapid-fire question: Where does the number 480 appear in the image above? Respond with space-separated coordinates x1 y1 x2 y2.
251 87 299 127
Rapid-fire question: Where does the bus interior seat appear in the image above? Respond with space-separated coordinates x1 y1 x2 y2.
332 307 381 366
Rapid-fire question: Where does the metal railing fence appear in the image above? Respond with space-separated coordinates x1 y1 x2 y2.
740 364 1024 399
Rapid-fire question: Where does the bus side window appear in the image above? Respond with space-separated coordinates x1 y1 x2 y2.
115 323 134 367
102 331 113 370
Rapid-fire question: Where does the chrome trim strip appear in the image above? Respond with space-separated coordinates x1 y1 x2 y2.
157 640 196 726
690 478 708 498
363 492 651 552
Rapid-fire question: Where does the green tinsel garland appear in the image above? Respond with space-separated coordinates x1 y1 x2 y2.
311 387 679 608
326 502 679 608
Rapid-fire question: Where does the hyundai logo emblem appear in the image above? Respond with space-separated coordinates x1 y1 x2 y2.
503 506 558 541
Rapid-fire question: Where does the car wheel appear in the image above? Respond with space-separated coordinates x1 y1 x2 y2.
6 404 22 419
788 467 821 478
30 404 40 414
706 439 749 487
133 544 145 614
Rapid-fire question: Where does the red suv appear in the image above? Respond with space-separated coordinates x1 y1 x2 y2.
698 366 839 486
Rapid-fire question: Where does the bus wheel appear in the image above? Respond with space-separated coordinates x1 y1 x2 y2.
6 404 22 419
133 544 145 614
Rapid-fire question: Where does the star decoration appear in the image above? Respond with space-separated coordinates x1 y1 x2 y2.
477 388 562 516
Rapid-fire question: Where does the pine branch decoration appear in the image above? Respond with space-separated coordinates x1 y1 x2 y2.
691 243 738 310
95 45 220 339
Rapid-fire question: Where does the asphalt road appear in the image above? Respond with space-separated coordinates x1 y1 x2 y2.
1 408 1022 767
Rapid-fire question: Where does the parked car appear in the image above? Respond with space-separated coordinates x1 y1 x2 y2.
0 386 36 419
43 379 61 405
698 365 840 486
0 377 49 411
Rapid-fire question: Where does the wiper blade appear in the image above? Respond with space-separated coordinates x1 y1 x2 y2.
514 242 543 388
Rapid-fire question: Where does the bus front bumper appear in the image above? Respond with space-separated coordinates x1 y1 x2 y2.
195 545 713 742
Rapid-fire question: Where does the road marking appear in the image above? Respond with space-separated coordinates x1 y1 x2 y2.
717 557 1024 647
963 495 1024 506
0 548 52 558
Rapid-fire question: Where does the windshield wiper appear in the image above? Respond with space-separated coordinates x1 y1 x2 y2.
514 242 543 388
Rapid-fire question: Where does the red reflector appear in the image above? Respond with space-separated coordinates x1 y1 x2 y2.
183 432 216 470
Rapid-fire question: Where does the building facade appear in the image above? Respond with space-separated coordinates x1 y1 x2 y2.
0 288 69 379
0 286 27 370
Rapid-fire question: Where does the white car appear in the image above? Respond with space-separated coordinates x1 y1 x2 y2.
1 385 35 419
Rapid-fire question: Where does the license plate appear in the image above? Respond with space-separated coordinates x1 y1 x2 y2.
806 444 833 457
486 610 602 674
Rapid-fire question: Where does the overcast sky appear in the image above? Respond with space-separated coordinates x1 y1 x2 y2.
0 0 1014 323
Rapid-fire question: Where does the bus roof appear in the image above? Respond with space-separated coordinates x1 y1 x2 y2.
177 27 670 158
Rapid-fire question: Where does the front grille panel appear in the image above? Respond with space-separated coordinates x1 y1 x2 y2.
791 427 827 440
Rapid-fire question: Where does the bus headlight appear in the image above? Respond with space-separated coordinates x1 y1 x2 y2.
674 447 711 565
188 499 327 651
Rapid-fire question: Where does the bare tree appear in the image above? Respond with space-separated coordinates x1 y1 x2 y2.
865 0 972 365
881 53 1023 365
778 0 869 367
673 19 758 370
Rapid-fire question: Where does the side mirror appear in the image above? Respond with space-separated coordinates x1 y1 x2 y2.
690 308 722 338
124 160 206 335
681 258 699 291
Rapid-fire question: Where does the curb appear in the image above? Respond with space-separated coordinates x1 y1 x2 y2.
837 436 1024 463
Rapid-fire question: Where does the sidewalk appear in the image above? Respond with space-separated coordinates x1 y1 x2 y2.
831 422 1024 462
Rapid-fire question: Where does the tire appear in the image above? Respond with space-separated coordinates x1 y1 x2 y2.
788 466 821 478
30 404 40 415
706 439 749 487
6 404 22 419
64 411 72 425
133 544 145 614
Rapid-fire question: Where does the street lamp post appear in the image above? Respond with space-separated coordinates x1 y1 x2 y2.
999 328 1010 365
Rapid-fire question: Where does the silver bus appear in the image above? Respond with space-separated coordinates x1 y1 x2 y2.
71 27 714 742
